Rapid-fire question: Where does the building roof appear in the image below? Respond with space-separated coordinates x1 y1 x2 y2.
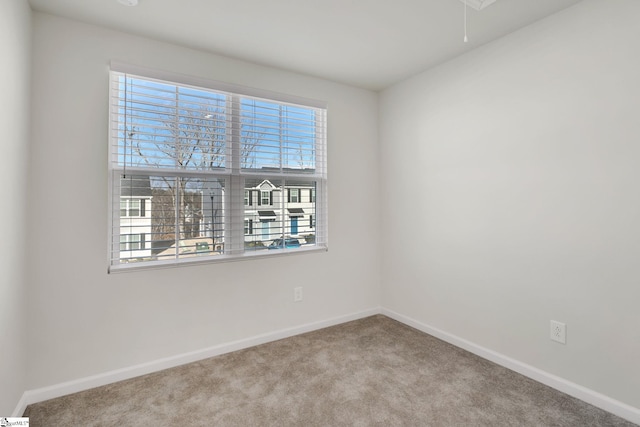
120 175 152 197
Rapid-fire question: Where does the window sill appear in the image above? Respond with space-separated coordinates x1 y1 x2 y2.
108 245 328 274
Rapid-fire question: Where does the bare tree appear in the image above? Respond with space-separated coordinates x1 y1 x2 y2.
128 104 225 243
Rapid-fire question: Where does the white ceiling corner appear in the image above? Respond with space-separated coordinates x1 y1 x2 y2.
460 0 499 11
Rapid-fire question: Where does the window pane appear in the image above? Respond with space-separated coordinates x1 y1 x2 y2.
240 99 317 173
115 76 227 171
115 175 226 265
129 199 141 217
241 178 316 251
129 234 141 250
152 176 225 260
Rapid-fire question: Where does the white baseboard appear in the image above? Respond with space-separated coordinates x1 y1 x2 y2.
15 307 640 425
12 392 30 419
381 308 640 425
13 307 381 417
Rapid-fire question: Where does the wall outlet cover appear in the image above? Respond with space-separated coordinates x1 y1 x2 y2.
550 320 566 344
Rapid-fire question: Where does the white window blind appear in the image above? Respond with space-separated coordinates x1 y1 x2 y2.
109 66 327 271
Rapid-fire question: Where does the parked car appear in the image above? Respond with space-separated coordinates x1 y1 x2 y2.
268 238 301 249
195 241 210 255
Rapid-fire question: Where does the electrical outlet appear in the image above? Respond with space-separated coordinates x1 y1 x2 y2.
294 287 303 302
550 320 566 344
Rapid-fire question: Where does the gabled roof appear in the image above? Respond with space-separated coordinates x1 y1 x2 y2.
258 180 276 191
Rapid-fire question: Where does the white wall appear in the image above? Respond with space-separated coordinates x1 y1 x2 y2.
28 12 380 389
379 0 640 410
0 0 31 416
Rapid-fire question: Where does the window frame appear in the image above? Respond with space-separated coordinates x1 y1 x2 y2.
261 191 270 206
120 233 146 251
120 198 145 217
289 188 299 203
108 63 328 272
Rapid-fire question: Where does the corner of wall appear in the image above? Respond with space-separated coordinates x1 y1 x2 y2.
0 0 33 417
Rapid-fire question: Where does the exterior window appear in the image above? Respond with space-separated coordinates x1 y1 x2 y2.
109 67 327 271
289 188 299 203
311 188 316 203
244 219 254 235
120 198 145 217
130 234 142 250
310 215 315 228
129 199 140 217
120 234 145 251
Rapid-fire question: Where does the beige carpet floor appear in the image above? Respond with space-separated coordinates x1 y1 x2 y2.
24 315 636 426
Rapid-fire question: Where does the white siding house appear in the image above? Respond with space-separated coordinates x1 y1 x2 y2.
119 176 153 260
244 180 316 249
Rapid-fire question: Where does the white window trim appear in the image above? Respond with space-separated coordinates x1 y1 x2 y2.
290 188 299 203
261 191 270 206
120 198 145 218
108 63 328 273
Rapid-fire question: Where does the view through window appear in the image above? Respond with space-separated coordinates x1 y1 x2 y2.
109 68 327 271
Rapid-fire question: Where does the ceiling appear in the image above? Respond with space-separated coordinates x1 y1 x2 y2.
28 0 582 90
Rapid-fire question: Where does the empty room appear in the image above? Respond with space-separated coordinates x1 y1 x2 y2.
1 0 639 425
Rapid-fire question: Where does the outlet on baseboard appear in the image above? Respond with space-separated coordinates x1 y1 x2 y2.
294 286 303 302
550 320 566 344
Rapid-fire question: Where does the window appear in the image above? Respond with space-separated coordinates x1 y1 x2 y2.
130 200 140 216
120 198 145 217
261 191 270 206
120 234 146 251
109 65 327 271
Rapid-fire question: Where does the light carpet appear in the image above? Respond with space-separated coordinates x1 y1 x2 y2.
24 315 636 426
